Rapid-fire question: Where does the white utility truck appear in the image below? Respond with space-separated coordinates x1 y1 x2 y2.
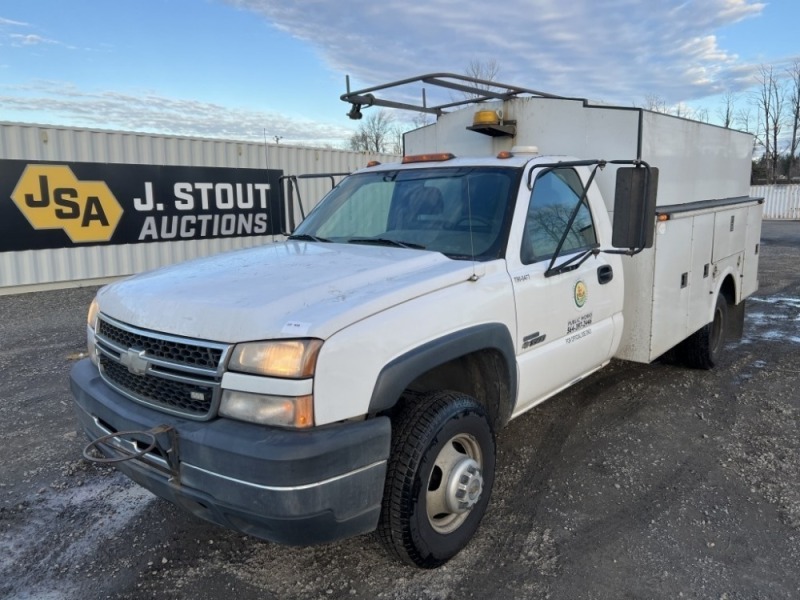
71 74 762 568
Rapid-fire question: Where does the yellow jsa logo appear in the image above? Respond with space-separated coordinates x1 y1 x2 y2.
11 165 123 243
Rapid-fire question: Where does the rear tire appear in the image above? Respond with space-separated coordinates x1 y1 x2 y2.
378 391 495 568
680 292 728 369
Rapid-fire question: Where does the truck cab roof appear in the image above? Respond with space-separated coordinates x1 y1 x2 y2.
352 152 571 174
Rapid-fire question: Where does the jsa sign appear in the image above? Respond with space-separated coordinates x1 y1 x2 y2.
0 160 283 253
11 165 123 244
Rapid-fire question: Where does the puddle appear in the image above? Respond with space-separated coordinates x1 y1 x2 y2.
748 296 800 309
742 295 800 345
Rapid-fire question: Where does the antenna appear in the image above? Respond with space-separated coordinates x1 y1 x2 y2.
263 128 276 238
465 177 480 281
264 127 269 170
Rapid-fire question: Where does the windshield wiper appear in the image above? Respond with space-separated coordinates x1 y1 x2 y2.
347 237 426 250
287 233 332 243
544 247 598 278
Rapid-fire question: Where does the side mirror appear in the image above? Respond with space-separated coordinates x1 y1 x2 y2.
612 166 658 250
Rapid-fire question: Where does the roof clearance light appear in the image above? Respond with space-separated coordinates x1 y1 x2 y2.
366 160 382 167
497 151 514 159
473 109 501 126
402 153 456 164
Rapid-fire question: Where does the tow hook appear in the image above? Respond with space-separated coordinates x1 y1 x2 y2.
83 425 179 478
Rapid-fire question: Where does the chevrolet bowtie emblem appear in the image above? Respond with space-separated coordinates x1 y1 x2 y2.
120 348 149 376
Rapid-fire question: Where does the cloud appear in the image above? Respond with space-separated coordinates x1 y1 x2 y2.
225 0 768 105
9 32 76 50
0 16 29 26
2 16 75 49
0 81 354 145
11 33 53 45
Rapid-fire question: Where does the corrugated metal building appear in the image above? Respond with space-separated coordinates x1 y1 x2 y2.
0 122 398 293
751 184 800 220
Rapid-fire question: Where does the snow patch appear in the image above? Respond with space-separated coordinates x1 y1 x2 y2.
0 475 154 599
742 295 800 345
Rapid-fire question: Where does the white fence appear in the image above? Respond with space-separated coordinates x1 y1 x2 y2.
751 184 800 220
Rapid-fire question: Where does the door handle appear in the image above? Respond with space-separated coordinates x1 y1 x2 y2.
597 264 613 285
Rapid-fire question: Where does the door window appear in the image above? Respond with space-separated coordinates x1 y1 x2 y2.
521 168 597 264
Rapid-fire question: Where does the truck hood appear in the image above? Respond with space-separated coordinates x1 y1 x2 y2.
97 241 477 343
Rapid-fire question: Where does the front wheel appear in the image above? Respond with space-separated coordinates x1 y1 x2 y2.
679 292 728 369
378 391 496 568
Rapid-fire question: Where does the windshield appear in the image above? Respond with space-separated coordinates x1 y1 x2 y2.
292 166 520 260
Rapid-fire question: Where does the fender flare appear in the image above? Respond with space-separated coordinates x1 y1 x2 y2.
367 323 518 418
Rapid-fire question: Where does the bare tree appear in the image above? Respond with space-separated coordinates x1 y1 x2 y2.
643 93 669 114
787 60 800 179
673 103 690 118
693 107 710 123
642 95 708 122
754 64 785 182
735 106 761 164
410 112 434 129
388 124 406 155
465 58 500 83
768 69 786 181
754 66 773 180
348 110 395 153
461 59 501 100
716 91 737 128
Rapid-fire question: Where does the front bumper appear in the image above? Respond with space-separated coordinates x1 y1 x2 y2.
70 359 390 545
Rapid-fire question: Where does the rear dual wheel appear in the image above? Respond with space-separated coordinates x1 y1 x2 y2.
680 292 728 369
378 391 495 568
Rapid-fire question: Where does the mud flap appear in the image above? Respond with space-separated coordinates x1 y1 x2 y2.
728 300 746 341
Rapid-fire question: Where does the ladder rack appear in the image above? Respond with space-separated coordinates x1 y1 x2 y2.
340 72 583 119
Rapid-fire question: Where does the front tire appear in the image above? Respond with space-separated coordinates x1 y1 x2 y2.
680 292 728 369
378 391 496 568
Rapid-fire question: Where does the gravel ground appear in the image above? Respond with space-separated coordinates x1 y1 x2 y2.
1 220 798 600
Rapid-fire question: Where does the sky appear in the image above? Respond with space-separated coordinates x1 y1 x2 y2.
0 0 798 148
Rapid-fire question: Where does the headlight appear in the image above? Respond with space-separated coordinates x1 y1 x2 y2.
87 298 100 366
228 339 322 379
87 298 100 330
220 390 313 428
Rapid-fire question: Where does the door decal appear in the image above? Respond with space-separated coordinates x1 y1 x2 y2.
574 280 588 308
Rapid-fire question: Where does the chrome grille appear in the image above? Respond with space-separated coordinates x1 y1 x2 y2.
99 356 215 415
98 319 223 370
94 315 231 420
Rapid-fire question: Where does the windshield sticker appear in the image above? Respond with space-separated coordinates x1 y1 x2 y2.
281 321 311 336
567 313 593 335
574 280 588 308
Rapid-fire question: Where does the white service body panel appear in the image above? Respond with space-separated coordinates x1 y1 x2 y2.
406 97 759 364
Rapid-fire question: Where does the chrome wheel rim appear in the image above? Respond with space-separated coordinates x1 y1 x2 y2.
426 433 484 534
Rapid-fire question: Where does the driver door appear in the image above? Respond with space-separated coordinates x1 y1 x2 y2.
509 166 623 416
